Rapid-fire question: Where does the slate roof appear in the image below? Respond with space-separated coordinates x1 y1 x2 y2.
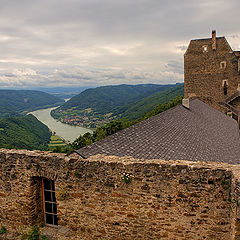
76 99 240 164
186 37 233 54
191 36 225 42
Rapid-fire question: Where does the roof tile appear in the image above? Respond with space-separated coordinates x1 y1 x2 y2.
76 99 240 164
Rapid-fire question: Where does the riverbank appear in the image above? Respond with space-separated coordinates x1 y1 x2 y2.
29 107 92 142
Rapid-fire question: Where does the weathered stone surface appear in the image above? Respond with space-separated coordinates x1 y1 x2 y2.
184 33 240 115
1 149 240 239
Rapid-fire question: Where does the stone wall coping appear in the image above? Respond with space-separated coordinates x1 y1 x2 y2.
87 154 239 170
0 148 77 162
2 148 240 179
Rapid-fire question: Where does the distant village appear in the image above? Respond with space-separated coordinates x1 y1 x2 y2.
60 113 117 129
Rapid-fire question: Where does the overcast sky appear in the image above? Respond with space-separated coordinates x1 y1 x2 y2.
1 0 240 88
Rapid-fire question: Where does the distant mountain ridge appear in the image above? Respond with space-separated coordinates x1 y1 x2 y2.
0 90 64 118
54 84 182 115
30 86 92 99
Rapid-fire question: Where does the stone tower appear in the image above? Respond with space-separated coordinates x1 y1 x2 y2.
184 30 240 121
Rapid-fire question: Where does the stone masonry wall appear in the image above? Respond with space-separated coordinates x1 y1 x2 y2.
1 149 240 239
184 37 240 113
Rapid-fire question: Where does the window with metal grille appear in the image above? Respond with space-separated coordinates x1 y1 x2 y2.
42 179 58 226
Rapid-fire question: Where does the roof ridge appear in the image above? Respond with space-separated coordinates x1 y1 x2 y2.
191 36 225 41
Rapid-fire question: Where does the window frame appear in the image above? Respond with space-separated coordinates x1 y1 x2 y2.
202 45 208 52
220 61 227 70
222 80 228 96
42 178 58 227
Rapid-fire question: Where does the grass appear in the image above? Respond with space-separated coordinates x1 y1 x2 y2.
48 135 67 149
49 140 64 144
21 226 48 240
0 226 6 234
50 135 62 141
48 143 66 147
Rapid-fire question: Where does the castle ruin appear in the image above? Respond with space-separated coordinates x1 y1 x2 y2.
1 31 240 239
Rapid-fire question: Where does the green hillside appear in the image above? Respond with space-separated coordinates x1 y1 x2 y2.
54 84 176 114
0 90 64 118
0 114 51 150
122 84 184 120
51 84 183 128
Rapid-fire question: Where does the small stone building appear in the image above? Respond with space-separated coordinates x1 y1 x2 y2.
184 30 240 123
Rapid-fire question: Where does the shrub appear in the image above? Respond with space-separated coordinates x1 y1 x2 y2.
21 226 48 240
0 226 7 234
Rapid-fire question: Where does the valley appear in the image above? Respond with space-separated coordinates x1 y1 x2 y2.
51 107 118 129
51 83 184 127
0 84 183 152
30 107 92 142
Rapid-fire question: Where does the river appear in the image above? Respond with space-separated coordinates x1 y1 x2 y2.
29 107 92 142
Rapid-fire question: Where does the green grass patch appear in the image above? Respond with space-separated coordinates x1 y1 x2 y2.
0 226 6 234
49 140 64 144
21 226 48 240
50 135 62 141
48 143 67 147
48 135 67 149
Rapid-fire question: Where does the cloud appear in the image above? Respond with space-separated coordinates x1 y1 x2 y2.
176 45 188 52
0 66 183 88
12 68 37 76
0 0 240 87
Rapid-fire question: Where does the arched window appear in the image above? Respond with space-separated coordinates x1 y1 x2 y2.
220 61 227 69
223 81 228 96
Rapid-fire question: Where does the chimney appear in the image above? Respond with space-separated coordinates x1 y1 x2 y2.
212 30 216 50
182 98 190 109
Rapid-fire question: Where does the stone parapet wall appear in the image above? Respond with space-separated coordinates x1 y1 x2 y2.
1 148 240 239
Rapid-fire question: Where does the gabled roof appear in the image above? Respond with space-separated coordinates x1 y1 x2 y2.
191 36 225 42
185 36 233 55
76 99 240 164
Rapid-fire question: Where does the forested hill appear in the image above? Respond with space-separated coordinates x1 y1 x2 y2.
121 84 184 120
0 90 64 118
0 114 51 150
56 84 178 113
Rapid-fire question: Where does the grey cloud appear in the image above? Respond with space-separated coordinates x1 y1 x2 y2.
0 67 183 88
229 34 240 39
0 0 240 87
177 46 188 51
166 61 184 75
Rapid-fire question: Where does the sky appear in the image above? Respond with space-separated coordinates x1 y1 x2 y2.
1 0 240 88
